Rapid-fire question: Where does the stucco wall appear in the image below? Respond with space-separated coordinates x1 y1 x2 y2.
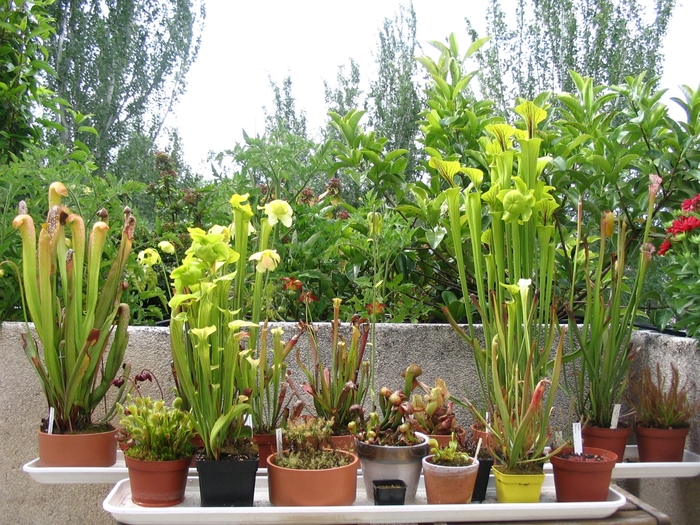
1 322 697 524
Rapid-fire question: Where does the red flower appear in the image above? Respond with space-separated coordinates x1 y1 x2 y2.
337 210 350 220
681 194 700 213
666 215 700 235
658 239 672 256
299 291 319 304
366 302 386 315
281 277 303 292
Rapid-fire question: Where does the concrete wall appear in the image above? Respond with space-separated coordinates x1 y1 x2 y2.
1 322 698 524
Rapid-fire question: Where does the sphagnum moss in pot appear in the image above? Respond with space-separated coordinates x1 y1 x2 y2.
267 417 358 506
4 182 135 467
349 364 430 503
422 435 479 504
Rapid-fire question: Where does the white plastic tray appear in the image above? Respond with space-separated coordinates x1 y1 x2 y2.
102 474 626 524
542 445 700 479
23 451 203 484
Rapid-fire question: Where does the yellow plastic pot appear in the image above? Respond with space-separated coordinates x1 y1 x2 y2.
492 466 545 503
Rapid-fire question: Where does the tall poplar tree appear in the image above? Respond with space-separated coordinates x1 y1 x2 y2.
367 2 424 178
45 0 204 172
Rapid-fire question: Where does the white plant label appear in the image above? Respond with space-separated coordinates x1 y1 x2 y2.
47 407 54 435
572 422 583 454
610 404 621 429
474 437 483 459
275 427 283 458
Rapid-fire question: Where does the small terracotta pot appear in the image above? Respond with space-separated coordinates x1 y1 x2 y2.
581 424 631 463
267 450 358 506
470 423 495 451
254 433 281 468
330 434 356 452
428 427 467 448
635 425 689 462
422 455 479 504
125 456 192 507
550 447 617 502
37 428 117 467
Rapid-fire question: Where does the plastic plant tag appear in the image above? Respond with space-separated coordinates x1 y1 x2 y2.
610 404 621 429
47 407 54 435
572 422 583 454
475 437 483 459
275 428 283 458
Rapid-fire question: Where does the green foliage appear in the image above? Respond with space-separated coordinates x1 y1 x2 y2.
0 0 57 162
118 396 196 461
656 187 700 337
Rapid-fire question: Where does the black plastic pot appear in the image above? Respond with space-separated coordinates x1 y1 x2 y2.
372 479 407 505
196 456 258 507
471 458 494 503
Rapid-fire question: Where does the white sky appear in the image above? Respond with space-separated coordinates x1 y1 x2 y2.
168 0 700 173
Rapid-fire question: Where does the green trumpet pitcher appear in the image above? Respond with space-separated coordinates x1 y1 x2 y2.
7 182 135 433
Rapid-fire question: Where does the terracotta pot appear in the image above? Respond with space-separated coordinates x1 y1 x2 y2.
37 428 117 467
125 456 192 507
550 447 617 502
635 425 689 462
470 423 495 451
422 455 479 504
354 432 430 503
254 433 280 468
428 426 467 448
492 466 545 503
267 450 358 506
581 424 631 463
330 434 356 452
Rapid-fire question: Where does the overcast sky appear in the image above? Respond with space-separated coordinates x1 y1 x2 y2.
167 0 700 173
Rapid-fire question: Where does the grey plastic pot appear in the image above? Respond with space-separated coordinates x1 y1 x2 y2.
354 432 429 503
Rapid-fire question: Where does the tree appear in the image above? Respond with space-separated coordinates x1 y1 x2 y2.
466 0 675 114
265 76 308 138
324 59 363 121
367 2 424 178
44 0 204 171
